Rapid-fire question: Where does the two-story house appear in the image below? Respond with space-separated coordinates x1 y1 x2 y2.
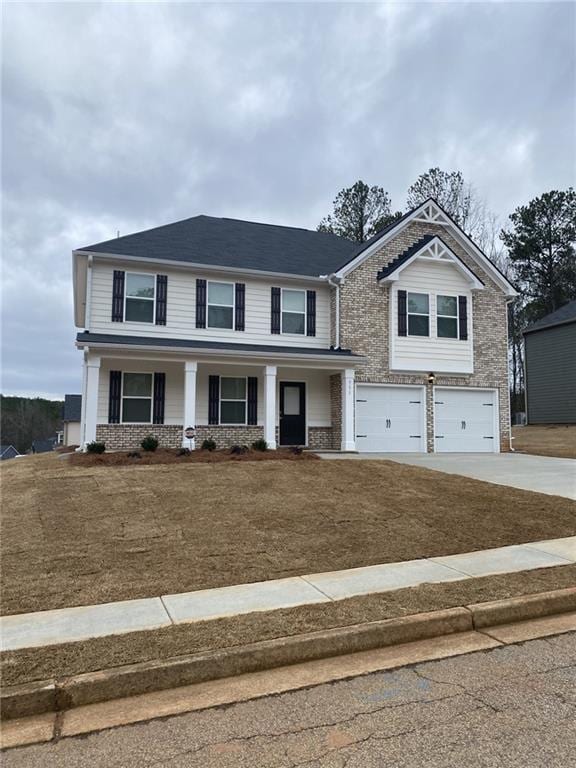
73 198 516 453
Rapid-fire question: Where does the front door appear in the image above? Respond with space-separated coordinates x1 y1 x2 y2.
279 382 306 446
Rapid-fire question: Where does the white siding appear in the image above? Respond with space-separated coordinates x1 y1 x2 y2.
64 422 81 446
390 260 474 374
89 262 331 349
97 360 331 428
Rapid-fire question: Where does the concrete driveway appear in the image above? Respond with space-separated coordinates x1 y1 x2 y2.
320 452 576 499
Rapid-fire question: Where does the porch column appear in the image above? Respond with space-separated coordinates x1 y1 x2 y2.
183 361 198 449
264 365 277 449
83 354 100 449
341 368 356 452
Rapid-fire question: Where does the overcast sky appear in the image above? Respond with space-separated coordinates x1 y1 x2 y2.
2 1 574 400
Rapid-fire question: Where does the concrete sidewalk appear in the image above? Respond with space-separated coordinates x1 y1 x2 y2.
319 452 576 499
1 536 575 653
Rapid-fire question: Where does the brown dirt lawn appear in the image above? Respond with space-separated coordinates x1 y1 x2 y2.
512 424 576 459
1 452 575 616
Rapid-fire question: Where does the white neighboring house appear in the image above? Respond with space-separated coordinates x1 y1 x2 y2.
63 394 82 446
72 198 516 453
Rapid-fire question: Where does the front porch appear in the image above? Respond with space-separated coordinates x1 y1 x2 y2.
80 350 358 452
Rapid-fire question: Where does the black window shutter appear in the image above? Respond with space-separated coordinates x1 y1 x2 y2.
235 283 245 331
271 287 281 334
208 375 220 425
112 271 125 322
247 377 258 425
155 275 168 325
398 290 407 336
196 279 207 328
458 295 468 340
306 290 316 337
153 372 166 424
108 370 122 423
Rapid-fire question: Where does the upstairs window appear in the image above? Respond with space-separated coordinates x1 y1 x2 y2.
281 289 306 335
407 292 429 337
208 282 234 329
122 373 152 423
220 377 247 424
437 295 459 338
125 274 155 323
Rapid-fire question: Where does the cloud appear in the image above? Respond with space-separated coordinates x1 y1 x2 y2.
2 1 574 398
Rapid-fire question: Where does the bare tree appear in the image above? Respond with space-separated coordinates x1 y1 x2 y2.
318 180 402 243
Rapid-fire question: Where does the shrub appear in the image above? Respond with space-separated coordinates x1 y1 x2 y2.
86 441 105 454
201 438 217 452
178 447 191 456
127 451 141 459
290 445 303 455
229 444 248 455
140 434 159 452
251 438 268 452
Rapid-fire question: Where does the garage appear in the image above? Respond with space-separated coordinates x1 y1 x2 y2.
355 385 426 452
434 388 498 452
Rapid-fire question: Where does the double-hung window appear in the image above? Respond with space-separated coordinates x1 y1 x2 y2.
407 292 429 337
125 274 155 323
437 295 459 338
220 377 247 424
208 282 234 329
281 289 306 335
122 373 153 423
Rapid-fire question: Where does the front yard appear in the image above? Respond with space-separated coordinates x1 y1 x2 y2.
2 452 575 617
512 424 576 459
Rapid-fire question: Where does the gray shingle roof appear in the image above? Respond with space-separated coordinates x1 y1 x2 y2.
80 216 359 278
63 394 82 422
524 299 576 334
76 332 360 358
377 235 435 280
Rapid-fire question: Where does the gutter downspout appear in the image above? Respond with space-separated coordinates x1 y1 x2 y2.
321 273 343 349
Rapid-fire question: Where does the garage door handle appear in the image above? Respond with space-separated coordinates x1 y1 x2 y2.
386 418 391 428
461 420 466 430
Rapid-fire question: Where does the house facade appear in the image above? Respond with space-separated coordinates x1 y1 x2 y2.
73 199 516 453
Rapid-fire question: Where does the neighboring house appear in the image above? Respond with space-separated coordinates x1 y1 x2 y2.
523 299 576 424
31 438 57 454
63 394 82 445
72 198 516 453
0 445 20 460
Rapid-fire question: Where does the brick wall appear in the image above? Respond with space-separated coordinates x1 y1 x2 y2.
96 424 182 450
195 425 264 449
330 373 342 450
335 220 511 451
308 426 335 450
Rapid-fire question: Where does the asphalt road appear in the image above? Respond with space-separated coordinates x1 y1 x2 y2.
5 632 576 767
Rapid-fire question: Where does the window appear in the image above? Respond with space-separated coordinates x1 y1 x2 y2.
125 273 155 323
437 295 459 338
407 292 429 337
208 282 234 329
122 373 152 423
220 377 246 424
281 289 306 334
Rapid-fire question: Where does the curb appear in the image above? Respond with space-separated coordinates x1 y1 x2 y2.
2 587 575 721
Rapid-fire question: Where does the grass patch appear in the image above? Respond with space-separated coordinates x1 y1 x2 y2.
512 424 576 459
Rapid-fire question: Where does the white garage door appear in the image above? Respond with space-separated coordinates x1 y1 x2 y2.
356 385 426 452
434 388 498 452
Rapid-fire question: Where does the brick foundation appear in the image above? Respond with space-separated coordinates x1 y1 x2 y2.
307 426 335 450
194 425 265 449
95 424 182 450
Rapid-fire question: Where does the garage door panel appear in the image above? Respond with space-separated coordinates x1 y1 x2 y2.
435 388 497 453
356 385 425 453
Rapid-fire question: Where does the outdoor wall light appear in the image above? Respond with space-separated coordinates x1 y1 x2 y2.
428 372 436 385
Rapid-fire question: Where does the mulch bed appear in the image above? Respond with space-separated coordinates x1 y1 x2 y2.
70 447 320 467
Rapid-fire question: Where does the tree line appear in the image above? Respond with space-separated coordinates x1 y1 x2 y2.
1 396 64 453
317 172 576 413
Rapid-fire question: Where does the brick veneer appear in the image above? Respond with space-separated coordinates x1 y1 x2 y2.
96 424 182 450
194 425 264 449
336 220 511 452
308 426 335 450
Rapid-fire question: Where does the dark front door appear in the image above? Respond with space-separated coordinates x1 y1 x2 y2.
279 382 306 446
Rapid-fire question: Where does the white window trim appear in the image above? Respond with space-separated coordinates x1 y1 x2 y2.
220 375 248 426
281 288 306 336
207 280 236 331
407 291 430 338
121 371 153 424
124 272 156 325
436 293 460 341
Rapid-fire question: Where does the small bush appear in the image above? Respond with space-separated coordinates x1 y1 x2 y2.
251 438 268 452
86 441 105 454
140 434 159 452
178 447 191 456
201 439 217 452
229 444 248 455
127 451 141 459
290 445 303 455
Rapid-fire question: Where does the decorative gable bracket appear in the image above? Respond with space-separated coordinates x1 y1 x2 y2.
377 235 484 290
